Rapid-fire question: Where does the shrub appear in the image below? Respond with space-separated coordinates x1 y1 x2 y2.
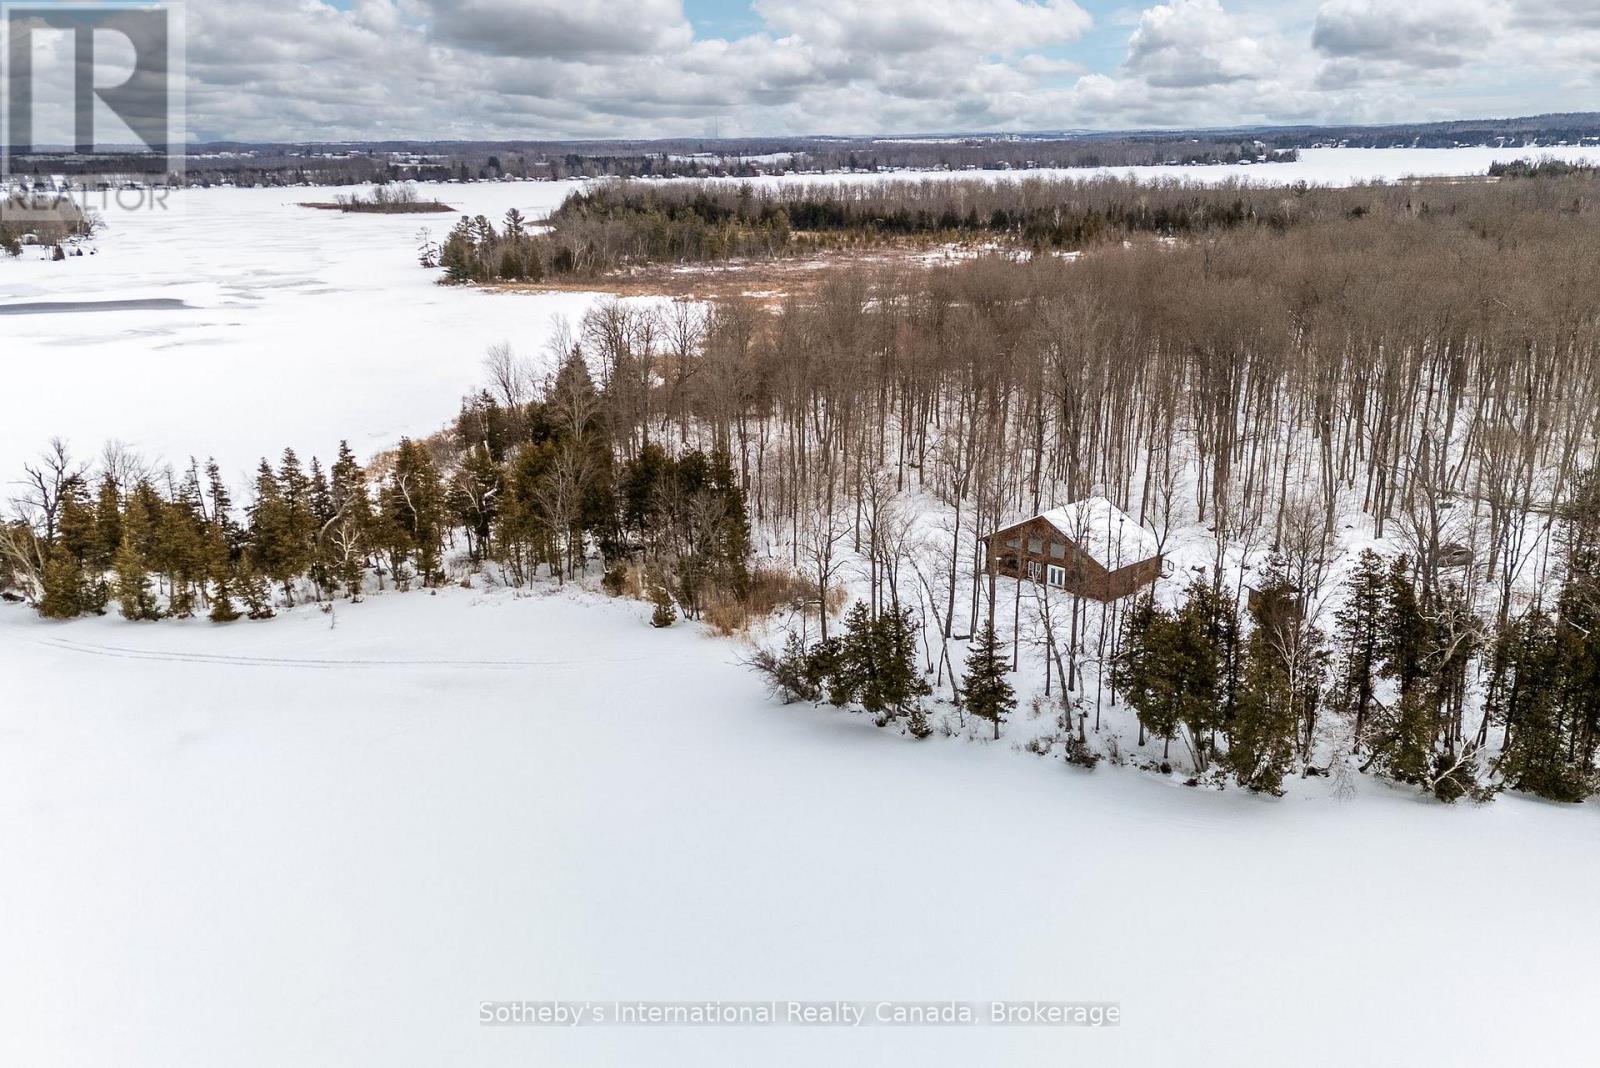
601 564 627 597
1064 733 1101 770
649 582 676 627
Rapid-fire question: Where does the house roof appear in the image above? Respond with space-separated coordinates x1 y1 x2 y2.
1005 496 1160 571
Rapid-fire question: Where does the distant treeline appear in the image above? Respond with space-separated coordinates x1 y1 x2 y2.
10 111 1599 190
1257 112 1600 150
1488 156 1598 179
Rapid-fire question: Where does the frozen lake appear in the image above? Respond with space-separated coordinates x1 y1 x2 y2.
2 145 1595 479
3 585 1597 1066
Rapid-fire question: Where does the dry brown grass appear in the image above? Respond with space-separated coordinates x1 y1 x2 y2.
701 565 822 635
604 560 823 636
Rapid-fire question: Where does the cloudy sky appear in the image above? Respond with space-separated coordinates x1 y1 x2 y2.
151 0 1600 140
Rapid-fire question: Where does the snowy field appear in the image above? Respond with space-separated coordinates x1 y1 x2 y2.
3 585 1597 1067
5 145 1599 478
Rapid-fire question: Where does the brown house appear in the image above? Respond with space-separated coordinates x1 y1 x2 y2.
983 496 1162 602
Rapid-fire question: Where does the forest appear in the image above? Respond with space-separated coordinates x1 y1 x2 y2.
7 167 1600 803
434 165 1591 282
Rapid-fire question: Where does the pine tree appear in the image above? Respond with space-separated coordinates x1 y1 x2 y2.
238 563 275 620
1113 585 1224 769
307 456 335 597
329 441 371 597
112 491 161 621
1490 609 1586 800
875 605 931 731
1226 573 1314 794
91 475 122 585
1112 593 1177 749
1334 549 1387 749
833 601 876 711
197 460 240 621
248 460 296 604
835 603 929 729
112 535 160 621
447 443 503 565
649 577 677 627
54 475 104 614
387 438 445 587
960 624 1016 740
1173 583 1227 762
37 543 86 619
159 466 208 617
1365 558 1437 783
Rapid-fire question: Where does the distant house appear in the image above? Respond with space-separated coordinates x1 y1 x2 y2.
983 496 1161 602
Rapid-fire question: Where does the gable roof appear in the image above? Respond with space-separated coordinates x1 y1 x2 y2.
1007 496 1160 571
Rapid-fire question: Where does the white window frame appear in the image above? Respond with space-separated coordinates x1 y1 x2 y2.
1047 564 1067 588
1026 560 1043 581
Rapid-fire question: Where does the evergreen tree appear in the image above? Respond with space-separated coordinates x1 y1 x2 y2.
649 576 676 627
1334 548 1386 748
1226 568 1317 794
874 605 931 732
238 563 275 620
1114 585 1225 769
248 459 293 602
112 536 160 620
1490 609 1587 801
832 601 876 710
278 447 316 590
386 438 445 587
328 441 372 597
37 543 86 619
113 488 161 621
204 460 242 621
55 475 104 614
159 467 208 617
835 602 929 729
90 475 122 585
1365 558 1437 784
960 624 1016 740
307 457 336 597
447 443 503 565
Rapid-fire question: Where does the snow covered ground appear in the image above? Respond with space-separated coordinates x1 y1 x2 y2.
2 585 1596 1066
5 146 1598 479
6 147 1600 1064
0 180 613 482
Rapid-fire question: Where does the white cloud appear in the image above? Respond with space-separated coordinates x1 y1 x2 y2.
1124 0 1268 88
1311 0 1497 72
154 0 1599 142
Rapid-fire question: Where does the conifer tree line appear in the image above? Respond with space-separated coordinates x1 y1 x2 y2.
1 344 756 632
1110 469 1600 803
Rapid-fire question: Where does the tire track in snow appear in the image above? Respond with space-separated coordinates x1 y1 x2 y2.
33 635 644 672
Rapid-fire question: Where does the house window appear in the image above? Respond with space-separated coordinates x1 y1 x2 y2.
1047 564 1067 587
1050 542 1066 559
1005 537 1020 549
1028 537 1043 553
1026 560 1042 581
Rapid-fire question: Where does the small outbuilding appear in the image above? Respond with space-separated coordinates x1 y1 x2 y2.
983 496 1161 602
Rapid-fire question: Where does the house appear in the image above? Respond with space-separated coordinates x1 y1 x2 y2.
983 496 1161 602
